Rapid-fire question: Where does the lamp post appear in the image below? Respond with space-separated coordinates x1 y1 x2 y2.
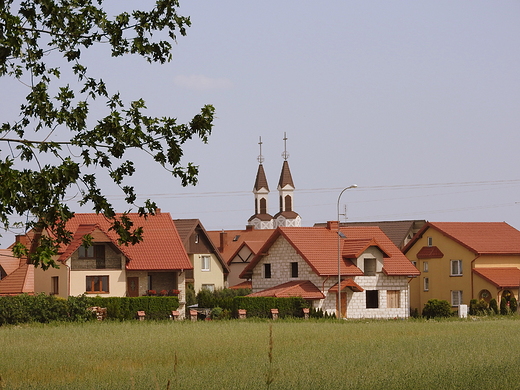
337 185 357 319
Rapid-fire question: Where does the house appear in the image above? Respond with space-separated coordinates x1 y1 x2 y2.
206 226 273 288
239 221 420 319
32 210 192 315
173 219 229 292
0 238 34 295
402 222 520 312
314 220 426 250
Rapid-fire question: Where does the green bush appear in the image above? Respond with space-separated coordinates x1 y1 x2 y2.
510 296 518 313
469 299 490 316
489 298 498 314
196 287 252 310
422 299 452 319
500 297 509 315
0 294 93 326
87 296 179 320
233 296 309 318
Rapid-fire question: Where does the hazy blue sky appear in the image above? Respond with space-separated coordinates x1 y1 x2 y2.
1 1 520 244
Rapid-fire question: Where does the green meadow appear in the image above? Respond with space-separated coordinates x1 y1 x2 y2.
1 318 520 389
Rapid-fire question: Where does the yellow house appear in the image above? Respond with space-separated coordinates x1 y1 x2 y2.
403 222 520 312
173 219 229 292
32 211 193 316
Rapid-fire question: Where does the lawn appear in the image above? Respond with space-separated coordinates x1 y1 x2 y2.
1 317 520 389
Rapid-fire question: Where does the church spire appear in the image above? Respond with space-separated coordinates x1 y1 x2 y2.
274 133 301 227
248 137 274 229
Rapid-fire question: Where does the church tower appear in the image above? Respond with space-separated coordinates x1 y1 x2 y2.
273 133 301 227
248 137 274 229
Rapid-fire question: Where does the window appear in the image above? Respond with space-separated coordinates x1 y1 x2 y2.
451 290 463 306
78 245 106 269
201 256 210 271
427 237 433 247
423 277 429 292
366 290 379 309
51 276 59 295
387 290 400 308
411 261 417 268
364 258 376 276
264 263 271 279
86 276 109 293
423 262 428 272
451 260 462 276
291 262 298 278
202 284 215 292
194 234 199 244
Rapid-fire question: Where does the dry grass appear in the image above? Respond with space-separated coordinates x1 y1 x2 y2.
1 317 520 389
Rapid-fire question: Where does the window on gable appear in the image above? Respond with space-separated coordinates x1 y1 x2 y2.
201 256 210 271
427 237 433 247
264 263 271 279
366 290 379 309
364 258 376 276
194 234 199 244
291 262 298 278
78 244 106 269
451 290 463 306
450 260 462 276
86 276 109 293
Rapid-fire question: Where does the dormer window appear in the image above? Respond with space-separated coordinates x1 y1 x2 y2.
364 258 376 276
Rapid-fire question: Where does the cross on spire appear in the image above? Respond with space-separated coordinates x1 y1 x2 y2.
281 132 289 161
257 136 265 164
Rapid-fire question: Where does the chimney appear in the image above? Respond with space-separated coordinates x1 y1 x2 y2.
15 235 28 247
327 221 339 231
219 231 228 253
246 224 254 231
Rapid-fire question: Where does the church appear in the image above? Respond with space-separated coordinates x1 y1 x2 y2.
248 133 301 229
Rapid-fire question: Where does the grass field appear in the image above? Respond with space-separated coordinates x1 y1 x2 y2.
1 317 520 389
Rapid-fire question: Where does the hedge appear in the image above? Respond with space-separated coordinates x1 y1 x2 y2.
0 294 180 325
233 296 309 318
87 296 180 320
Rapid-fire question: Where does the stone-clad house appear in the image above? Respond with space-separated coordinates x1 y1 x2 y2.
240 221 420 319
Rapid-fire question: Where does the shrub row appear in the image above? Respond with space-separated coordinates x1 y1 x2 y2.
0 294 180 325
88 296 180 320
0 294 94 325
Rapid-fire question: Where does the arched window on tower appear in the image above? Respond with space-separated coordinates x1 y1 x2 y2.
284 195 292 212
260 198 267 214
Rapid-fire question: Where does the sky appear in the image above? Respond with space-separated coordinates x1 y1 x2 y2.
1 1 520 245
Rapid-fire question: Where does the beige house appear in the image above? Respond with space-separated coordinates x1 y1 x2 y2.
403 222 520 312
33 211 192 316
173 219 229 292
240 222 419 319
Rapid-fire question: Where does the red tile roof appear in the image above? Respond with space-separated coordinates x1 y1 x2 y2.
0 249 21 275
416 246 444 259
0 262 34 295
229 280 252 290
247 280 325 299
329 278 364 293
473 267 520 289
403 222 520 255
241 226 419 278
206 228 274 265
57 212 192 271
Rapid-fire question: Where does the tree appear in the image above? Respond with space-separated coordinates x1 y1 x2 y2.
0 0 214 269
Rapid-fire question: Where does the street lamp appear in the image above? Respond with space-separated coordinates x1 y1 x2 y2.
337 184 357 319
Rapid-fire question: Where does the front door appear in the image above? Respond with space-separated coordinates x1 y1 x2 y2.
127 277 139 297
336 292 347 318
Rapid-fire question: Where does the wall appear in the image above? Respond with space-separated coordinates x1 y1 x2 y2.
191 253 225 292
